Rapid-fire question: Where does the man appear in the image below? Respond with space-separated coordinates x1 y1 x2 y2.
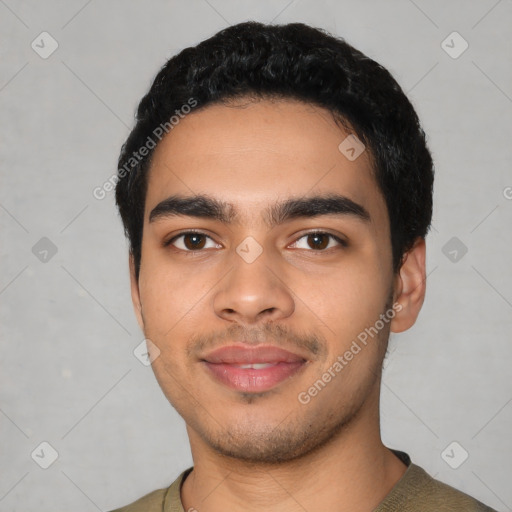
110 21 496 512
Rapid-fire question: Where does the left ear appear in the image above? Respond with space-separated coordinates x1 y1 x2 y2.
390 237 427 333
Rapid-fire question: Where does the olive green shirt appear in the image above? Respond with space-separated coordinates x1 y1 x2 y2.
109 450 497 511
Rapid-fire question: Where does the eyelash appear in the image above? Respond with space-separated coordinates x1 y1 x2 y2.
163 230 348 252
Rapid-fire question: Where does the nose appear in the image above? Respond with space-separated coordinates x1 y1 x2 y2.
213 248 295 325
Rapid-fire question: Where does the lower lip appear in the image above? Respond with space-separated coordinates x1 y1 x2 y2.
202 361 306 393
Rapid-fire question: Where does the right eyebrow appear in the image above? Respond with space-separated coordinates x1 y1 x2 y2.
149 195 236 224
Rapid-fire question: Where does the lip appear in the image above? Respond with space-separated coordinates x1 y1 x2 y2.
202 345 306 364
201 344 308 393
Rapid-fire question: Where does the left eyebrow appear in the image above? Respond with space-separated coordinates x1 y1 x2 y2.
265 194 371 227
148 193 371 227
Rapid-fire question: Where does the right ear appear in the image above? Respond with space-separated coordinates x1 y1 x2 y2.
129 253 144 332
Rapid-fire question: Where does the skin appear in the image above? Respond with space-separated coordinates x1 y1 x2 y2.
129 98 427 511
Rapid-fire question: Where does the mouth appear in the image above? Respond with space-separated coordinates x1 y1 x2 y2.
201 344 308 393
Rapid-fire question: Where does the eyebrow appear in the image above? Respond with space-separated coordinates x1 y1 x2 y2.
149 193 371 227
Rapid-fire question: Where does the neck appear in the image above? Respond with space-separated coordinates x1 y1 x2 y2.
180 393 407 512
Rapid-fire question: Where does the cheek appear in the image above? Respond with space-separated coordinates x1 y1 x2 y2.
137 250 237 360
137 257 202 398
291 256 391 343
138 253 210 334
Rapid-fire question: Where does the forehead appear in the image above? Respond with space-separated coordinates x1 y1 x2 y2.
145 98 387 226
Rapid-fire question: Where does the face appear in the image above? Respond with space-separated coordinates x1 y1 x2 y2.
129 98 425 464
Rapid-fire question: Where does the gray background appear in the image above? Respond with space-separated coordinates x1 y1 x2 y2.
1 0 511 510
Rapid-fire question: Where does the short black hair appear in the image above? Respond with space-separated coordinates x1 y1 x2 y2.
115 21 434 282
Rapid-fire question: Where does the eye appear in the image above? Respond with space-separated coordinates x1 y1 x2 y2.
290 232 347 251
165 231 221 251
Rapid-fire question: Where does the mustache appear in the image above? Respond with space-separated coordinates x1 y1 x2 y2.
186 322 326 359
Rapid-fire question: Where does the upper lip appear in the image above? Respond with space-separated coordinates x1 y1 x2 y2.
201 344 307 364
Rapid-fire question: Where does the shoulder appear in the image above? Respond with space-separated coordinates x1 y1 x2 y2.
379 461 497 512
419 466 495 511
107 487 168 512
107 467 192 512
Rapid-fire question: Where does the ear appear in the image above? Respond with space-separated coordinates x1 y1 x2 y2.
129 253 145 332
390 237 427 333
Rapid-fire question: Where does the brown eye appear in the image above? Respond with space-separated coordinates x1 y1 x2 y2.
183 233 206 250
290 232 347 251
166 232 220 251
307 233 329 250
